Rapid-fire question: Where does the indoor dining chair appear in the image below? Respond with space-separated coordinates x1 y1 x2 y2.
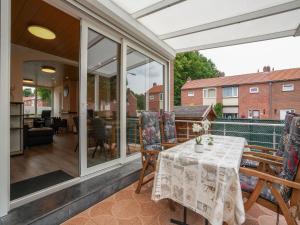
240 116 300 225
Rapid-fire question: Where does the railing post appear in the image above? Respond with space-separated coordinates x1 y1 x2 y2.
273 126 276 149
223 124 226 136
187 122 189 140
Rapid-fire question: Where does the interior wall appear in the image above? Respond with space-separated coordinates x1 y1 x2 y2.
10 44 78 102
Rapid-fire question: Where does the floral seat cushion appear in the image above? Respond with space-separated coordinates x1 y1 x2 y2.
162 112 177 144
141 111 162 151
240 116 300 203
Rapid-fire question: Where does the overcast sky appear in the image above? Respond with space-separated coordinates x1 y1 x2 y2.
200 36 300 76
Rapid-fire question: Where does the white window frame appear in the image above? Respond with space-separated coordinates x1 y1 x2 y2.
249 87 259 93
248 109 260 119
223 86 238 98
188 90 194 97
149 95 154 100
203 88 216 98
282 83 294 92
159 93 163 101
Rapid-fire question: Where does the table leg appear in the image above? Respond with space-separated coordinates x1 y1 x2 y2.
170 206 188 225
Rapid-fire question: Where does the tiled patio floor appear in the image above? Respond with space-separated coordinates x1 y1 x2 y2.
62 179 294 225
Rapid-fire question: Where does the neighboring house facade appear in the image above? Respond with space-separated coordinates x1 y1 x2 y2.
148 83 164 115
181 67 300 120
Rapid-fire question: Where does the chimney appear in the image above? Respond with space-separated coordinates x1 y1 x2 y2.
187 77 191 82
263 66 271 72
153 82 157 87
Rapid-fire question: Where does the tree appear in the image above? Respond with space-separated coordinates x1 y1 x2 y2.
23 88 34 97
214 103 223 118
174 51 219 105
37 88 51 105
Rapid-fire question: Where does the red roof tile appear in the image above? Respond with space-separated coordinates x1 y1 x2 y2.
182 68 300 90
149 85 164 93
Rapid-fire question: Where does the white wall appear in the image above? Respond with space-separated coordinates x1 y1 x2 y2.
222 97 238 106
203 98 216 106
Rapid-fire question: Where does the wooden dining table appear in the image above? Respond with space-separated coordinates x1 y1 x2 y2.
152 135 247 225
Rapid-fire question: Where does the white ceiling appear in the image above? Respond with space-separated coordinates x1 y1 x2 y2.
109 0 300 52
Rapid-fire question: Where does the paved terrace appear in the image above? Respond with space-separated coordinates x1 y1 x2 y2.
63 177 294 225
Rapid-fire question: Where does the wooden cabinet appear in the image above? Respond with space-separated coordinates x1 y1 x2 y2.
10 102 24 156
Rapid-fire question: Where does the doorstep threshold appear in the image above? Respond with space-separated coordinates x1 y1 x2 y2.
0 159 141 225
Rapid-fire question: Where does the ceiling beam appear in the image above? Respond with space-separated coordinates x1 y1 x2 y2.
175 29 296 53
294 24 300 36
88 35 105 49
132 0 186 19
160 1 300 40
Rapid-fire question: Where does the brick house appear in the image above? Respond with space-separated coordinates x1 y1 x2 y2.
148 83 164 115
181 67 300 120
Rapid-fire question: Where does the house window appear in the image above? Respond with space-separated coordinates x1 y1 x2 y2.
159 93 163 101
223 87 238 98
248 110 260 119
188 91 194 97
23 86 52 116
203 88 216 98
282 83 294 92
223 113 238 119
249 87 259 93
149 95 154 100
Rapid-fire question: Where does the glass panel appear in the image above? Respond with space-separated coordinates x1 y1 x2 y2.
208 89 215 98
86 28 120 167
126 47 164 156
139 0 289 35
165 9 300 50
23 86 36 116
36 87 52 115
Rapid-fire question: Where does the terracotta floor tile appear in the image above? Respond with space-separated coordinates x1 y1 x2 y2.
63 180 299 225
111 199 141 219
91 215 118 225
62 216 96 225
114 188 134 201
118 217 143 225
89 200 114 217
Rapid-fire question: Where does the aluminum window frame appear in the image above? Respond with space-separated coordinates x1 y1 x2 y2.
223 86 238 98
203 88 216 98
282 83 294 92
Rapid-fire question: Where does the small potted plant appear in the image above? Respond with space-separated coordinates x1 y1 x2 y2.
192 123 204 152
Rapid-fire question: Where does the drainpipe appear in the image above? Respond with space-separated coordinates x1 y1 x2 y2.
269 82 272 119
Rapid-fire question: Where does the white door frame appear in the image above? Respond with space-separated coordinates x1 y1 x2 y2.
0 0 171 216
79 20 124 176
0 0 11 217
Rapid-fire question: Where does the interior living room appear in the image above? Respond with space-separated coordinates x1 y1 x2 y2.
9 0 130 200
9 0 81 200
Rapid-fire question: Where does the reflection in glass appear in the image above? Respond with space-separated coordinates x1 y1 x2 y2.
126 47 164 156
87 29 120 167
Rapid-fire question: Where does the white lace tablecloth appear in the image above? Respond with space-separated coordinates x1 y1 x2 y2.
152 135 247 225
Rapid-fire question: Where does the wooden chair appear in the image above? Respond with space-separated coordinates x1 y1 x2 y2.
135 111 163 194
135 111 179 194
240 116 300 225
241 112 297 174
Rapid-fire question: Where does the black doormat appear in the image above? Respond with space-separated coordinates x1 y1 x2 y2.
10 170 74 200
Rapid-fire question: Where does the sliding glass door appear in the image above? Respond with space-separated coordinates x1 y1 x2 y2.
85 27 121 168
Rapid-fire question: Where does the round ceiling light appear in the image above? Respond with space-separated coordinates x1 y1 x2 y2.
28 25 56 40
41 66 56 73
